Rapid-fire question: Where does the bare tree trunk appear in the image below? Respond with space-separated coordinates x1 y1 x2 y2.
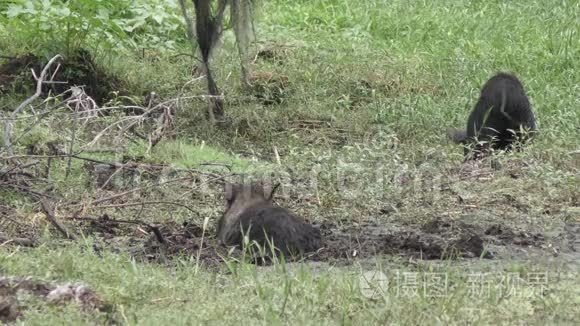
231 0 255 89
179 0 257 123
203 62 224 122
180 0 226 122
178 0 197 58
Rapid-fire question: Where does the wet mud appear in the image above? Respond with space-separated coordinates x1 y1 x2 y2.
70 214 578 269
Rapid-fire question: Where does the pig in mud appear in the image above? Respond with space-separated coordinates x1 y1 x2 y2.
216 181 321 260
448 72 537 159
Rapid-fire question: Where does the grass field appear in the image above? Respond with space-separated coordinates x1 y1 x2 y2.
1 0 579 324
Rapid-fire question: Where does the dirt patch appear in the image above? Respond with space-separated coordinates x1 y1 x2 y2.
4 208 569 269
484 223 545 247
75 217 230 268
71 214 560 268
138 221 229 267
0 50 122 105
310 219 492 262
79 214 124 238
0 276 111 323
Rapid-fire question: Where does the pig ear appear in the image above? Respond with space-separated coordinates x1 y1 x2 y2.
266 182 281 201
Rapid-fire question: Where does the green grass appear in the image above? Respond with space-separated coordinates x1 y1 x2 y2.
1 0 579 324
150 140 270 172
2 243 578 325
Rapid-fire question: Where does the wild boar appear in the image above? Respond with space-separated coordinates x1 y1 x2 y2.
449 72 537 159
216 182 321 259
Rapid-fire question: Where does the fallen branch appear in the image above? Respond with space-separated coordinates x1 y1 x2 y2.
2 154 224 181
40 199 77 240
94 200 198 214
71 176 195 207
0 236 36 247
1 182 55 199
0 160 40 179
73 215 166 245
3 54 63 156
149 225 167 245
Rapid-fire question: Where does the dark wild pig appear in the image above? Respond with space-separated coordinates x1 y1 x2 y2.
216 182 321 259
449 72 537 159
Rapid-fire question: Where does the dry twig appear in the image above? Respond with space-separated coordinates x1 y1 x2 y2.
3 54 63 156
40 199 77 240
0 236 36 247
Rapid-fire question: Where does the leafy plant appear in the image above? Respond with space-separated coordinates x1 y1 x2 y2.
117 0 186 51
1 0 187 57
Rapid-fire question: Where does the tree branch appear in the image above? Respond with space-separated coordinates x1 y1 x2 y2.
40 199 77 240
3 54 63 156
